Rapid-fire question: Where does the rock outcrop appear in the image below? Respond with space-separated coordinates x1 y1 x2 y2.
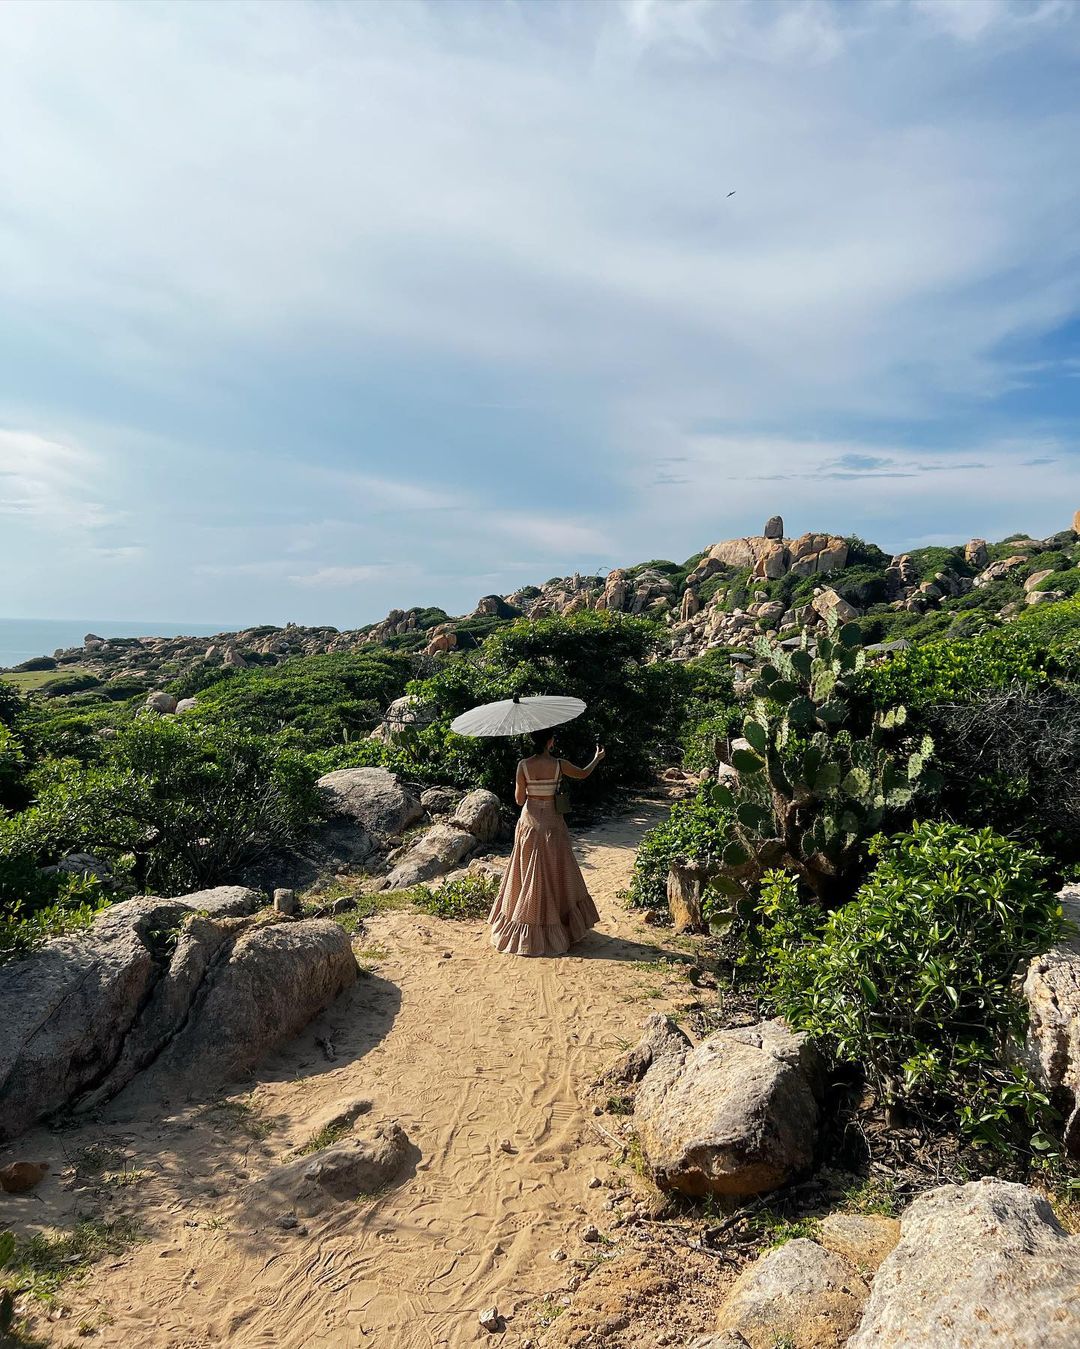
847 1179 1080 1347
633 1020 820 1197
0 893 356 1141
595 1013 692 1089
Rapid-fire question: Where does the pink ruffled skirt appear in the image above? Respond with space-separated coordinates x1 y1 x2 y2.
488 798 600 956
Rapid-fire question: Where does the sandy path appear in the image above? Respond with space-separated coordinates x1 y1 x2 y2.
25 801 691 1349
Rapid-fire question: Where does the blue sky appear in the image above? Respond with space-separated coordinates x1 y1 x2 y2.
2 0 1080 627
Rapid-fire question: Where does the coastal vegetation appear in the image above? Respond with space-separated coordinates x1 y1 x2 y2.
4 517 1080 1183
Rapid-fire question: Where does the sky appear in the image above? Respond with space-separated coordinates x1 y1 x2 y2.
2 0 1080 628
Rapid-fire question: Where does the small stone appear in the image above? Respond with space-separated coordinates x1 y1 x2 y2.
593 1105 603 1116
587 1176 603 1189
298 1226 309 1236
441 951 452 959
581 1224 601 1243
277 1214 298 1229
550 1248 567 1262
273 888 298 915
498 1139 516 1154
478 1305 502 1332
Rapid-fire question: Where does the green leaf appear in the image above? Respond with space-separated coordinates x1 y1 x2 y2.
712 782 736 811
731 748 764 774
707 874 748 901
790 649 812 679
842 768 872 800
765 680 797 704
838 622 862 649
786 695 816 728
858 975 879 1005
737 801 772 833
742 719 768 754
817 699 849 724
814 762 842 792
722 840 750 867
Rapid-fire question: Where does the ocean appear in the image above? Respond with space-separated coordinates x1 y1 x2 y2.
0 618 233 670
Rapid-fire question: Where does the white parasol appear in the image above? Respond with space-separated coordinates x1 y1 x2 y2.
450 694 586 738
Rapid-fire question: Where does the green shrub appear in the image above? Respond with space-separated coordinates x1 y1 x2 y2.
191 649 412 751
755 822 1062 1152
0 722 28 811
17 717 322 894
399 612 690 805
925 684 1080 869
412 871 498 920
861 626 1058 710
627 789 732 909
38 672 102 698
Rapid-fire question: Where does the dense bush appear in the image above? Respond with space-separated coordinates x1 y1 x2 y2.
755 822 1061 1152
861 625 1058 710
626 788 732 909
12 717 322 895
676 650 740 770
0 722 28 812
925 684 1080 869
191 649 412 750
396 612 694 805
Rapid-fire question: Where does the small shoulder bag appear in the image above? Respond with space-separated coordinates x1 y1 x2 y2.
554 760 571 815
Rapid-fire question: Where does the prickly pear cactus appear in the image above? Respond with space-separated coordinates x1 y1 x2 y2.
706 618 936 903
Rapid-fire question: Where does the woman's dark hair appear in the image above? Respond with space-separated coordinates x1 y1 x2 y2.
529 729 555 754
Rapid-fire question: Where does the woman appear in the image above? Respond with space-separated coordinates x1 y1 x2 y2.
488 730 605 957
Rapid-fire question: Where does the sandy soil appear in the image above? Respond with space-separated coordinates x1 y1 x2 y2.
6 801 735 1349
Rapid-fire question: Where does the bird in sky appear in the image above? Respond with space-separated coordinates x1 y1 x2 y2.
727 190 736 197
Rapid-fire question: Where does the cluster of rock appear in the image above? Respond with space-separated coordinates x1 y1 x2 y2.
691 1180 1080 1349
243 764 507 894
14 515 1080 688
600 1008 1080 1347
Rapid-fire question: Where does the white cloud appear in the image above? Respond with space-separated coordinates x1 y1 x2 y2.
288 564 399 588
0 427 121 531
0 0 1077 424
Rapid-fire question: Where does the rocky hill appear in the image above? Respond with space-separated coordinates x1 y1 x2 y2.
8 512 1080 698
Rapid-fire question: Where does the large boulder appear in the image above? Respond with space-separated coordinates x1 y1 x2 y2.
817 1213 900 1272
448 788 503 844
811 588 859 625
848 1179 1080 1347
633 1020 820 1197
714 1238 869 1349
0 898 355 1141
0 897 187 1141
144 919 356 1092
382 822 478 889
787 533 848 577
317 767 423 843
1017 886 1080 1154
144 690 178 714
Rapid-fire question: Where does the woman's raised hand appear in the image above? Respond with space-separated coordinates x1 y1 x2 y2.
594 744 606 763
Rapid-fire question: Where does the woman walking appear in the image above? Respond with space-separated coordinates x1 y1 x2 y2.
488 731 605 956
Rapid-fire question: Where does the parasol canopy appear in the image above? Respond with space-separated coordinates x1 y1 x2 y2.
450 694 586 739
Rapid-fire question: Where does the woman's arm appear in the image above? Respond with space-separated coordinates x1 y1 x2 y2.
559 745 606 781
514 761 528 806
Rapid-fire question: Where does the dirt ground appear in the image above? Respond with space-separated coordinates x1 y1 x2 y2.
5 801 739 1349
